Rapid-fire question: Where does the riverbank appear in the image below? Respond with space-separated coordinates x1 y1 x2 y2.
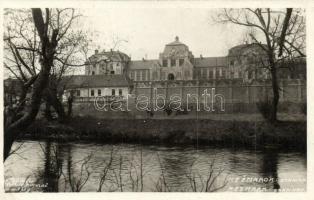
19 116 307 151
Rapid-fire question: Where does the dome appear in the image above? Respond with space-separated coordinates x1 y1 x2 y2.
162 36 191 58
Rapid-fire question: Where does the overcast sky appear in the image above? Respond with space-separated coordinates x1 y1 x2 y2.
80 7 249 60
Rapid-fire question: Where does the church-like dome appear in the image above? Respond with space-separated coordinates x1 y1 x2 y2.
162 36 192 58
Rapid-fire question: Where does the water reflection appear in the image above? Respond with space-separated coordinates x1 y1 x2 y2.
4 141 306 192
34 140 64 192
259 149 280 191
158 149 197 190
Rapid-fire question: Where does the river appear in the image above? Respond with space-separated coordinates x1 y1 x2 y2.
4 140 306 192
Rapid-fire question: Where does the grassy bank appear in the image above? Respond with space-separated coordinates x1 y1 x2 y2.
21 116 306 151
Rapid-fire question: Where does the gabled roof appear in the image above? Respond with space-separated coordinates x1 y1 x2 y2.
194 57 228 68
129 60 159 69
61 74 131 89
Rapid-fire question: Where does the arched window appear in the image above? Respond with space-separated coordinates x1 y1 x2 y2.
168 73 175 80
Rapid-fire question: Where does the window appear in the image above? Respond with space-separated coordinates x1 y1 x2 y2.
201 69 207 79
163 59 167 67
179 59 184 66
196 69 201 78
171 59 176 67
111 71 115 74
209 70 213 79
168 73 175 80
116 67 121 74
112 89 115 96
130 71 134 80
101 64 106 71
176 72 182 79
213 69 216 79
109 63 113 70
184 70 190 78
92 71 95 75
91 89 94 96
98 89 101 96
147 70 150 80
221 70 226 78
76 90 80 97
119 89 123 96
161 72 166 80
136 70 141 81
230 60 234 66
142 70 146 81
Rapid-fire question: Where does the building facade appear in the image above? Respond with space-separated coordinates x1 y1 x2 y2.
62 36 305 102
83 36 285 83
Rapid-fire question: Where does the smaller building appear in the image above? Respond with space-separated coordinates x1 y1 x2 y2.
61 74 132 102
4 78 23 106
84 50 130 76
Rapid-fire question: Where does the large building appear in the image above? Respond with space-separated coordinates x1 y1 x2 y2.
61 36 305 102
84 36 271 82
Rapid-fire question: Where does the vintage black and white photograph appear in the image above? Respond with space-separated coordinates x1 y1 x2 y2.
2 3 307 193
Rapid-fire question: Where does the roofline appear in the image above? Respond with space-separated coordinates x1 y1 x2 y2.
67 85 130 89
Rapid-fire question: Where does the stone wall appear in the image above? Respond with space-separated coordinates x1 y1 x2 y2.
130 79 306 113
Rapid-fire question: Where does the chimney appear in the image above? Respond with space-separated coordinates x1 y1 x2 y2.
175 36 179 42
200 54 203 59
95 49 99 54
142 58 145 61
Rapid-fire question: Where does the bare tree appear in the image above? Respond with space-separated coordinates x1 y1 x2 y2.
215 8 306 122
97 147 114 192
186 159 228 192
3 8 86 161
65 151 92 192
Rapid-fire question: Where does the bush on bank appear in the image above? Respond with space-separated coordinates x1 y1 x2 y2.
21 116 306 151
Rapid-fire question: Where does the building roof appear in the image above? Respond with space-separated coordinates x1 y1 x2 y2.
87 50 130 64
228 43 267 57
129 60 159 69
166 36 187 47
61 74 131 89
194 57 228 68
162 36 191 58
128 56 229 69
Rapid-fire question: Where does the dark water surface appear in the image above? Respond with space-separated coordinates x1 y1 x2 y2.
4 140 306 192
